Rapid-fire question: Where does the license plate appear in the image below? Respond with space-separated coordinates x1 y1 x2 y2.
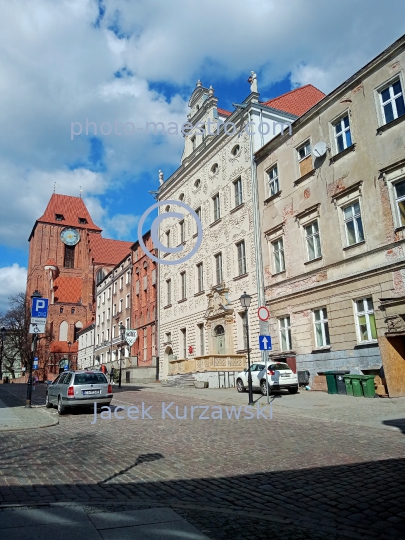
83 390 101 395
281 374 290 377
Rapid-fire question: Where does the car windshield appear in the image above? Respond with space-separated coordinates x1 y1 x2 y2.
74 373 107 385
269 363 291 371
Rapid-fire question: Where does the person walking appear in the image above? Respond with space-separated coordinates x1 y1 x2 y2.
110 366 115 384
100 364 107 375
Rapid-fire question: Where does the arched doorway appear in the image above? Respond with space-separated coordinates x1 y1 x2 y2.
214 325 225 354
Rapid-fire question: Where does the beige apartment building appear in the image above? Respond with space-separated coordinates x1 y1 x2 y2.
157 80 324 386
94 254 133 374
255 34 405 394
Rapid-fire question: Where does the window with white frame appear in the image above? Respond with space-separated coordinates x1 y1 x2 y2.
343 201 364 246
119 299 123 312
272 238 285 273
108 287 111 299
97 314 100 326
379 79 405 125
107 307 110 320
198 323 205 355
239 311 248 350
197 262 204 293
126 271 131 284
166 279 172 305
236 240 246 275
165 332 172 343
113 282 117 294
334 115 352 153
213 194 220 222
120 276 124 290
179 220 185 243
313 308 330 348
355 298 377 342
97 296 100 307
126 317 130 329
165 230 170 248
393 178 405 226
180 271 187 299
107 328 110 341
102 311 105 323
267 165 279 197
126 294 130 308
195 207 201 231
102 292 105 303
97 333 99 345
279 316 292 351
113 325 116 338
113 303 116 316
305 221 322 260
214 252 223 284
234 177 243 207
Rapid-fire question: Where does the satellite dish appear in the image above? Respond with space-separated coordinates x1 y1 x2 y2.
312 142 327 158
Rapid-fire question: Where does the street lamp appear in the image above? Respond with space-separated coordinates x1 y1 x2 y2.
0 327 6 382
67 341 72 370
119 322 125 388
26 290 42 408
240 291 254 406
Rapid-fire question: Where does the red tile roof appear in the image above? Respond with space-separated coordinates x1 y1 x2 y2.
262 85 325 116
53 276 82 303
88 234 132 265
36 194 102 231
217 107 231 117
50 341 78 353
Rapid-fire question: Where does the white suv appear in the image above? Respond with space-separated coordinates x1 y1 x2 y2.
236 361 298 395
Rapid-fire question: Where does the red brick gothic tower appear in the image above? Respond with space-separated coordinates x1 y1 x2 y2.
26 194 132 378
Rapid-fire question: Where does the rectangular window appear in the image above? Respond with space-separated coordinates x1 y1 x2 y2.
195 207 201 231
126 317 130 329
305 221 322 260
64 245 75 268
126 294 130 308
97 296 100 307
108 287 111 299
272 238 285 273
166 332 172 343
107 307 110 320
213 194 221 222
107 328 110 341
215 252 223 285
120 277 124 290
234 177 243 207
197 262 204 293
166 230 170 248
334 115 352 153
179 220 185 243
181 328 187 358
343 201 364 246
113 325 116 338
113 282 117 294
394 179 405 226
191 135 196 151
297 141 312 177
180 271 187 299
313 308 330 348
102 311 105 323
267 165 279 197
102 292 105 303
236 241 246 275
279 316 292 351
166 279 172 305
126 271 131 284
198 324 205 355
355 298 377 342
113 303 116 316
97 315 100 326
119 299 123 312
379 79 405 124
240 311 248 350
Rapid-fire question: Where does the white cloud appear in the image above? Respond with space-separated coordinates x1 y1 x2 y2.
0 264 27 314
0 0 404 256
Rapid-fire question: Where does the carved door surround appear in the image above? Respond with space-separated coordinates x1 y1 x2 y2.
205 285 235 355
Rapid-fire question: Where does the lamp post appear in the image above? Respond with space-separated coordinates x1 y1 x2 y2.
240 291 254 406
67 341 72 370
0 327 6 382
26 290 42 408
119 322 125 388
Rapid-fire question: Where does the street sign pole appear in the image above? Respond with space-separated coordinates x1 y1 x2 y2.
26 290 44 408
258 307 271 405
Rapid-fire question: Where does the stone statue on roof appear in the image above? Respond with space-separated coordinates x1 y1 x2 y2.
248 71 258 93
159 170 164 185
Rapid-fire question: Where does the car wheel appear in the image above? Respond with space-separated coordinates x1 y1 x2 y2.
261 380 271 396
236 379 245 393
57 397 66 415
45 393 52 408
288 387 298 394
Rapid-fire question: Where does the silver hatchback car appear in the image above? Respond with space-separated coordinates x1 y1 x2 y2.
45 370 113 415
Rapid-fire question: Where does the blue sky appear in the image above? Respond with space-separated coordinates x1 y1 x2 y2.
0 0 404 312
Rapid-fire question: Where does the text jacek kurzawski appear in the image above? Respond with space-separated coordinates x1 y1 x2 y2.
91 402 273 424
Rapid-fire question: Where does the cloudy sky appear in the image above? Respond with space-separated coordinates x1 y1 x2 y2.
0 0 404 313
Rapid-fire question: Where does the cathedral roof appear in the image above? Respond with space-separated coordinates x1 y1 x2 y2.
88 234 132 265
262 84 325 117
34 194 102 233
53 276 82 303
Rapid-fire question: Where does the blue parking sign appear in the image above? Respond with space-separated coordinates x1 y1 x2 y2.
31 298 49 318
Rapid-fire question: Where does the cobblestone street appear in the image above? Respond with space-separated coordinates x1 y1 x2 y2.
1 384 405 539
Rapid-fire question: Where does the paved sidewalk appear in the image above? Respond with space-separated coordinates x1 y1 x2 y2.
0 388 58 431
0 503 210 540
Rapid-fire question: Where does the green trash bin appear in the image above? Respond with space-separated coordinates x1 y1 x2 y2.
325 371 338 394
360 375 376 398
350 375 363 397
343 375 354 396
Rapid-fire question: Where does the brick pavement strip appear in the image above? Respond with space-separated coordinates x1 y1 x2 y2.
0 384 405 539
